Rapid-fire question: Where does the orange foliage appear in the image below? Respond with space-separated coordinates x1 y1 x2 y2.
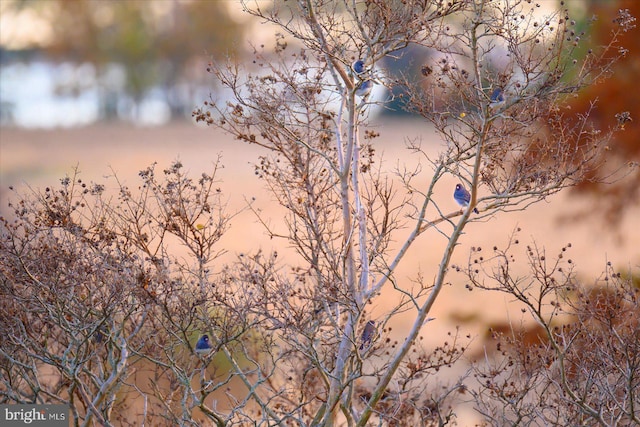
567 0 640 224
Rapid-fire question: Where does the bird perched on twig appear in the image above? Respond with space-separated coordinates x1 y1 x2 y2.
352 60 366 75
454 183 479 214
489 87 505 110
355 80 373 98
352 59 374 99
195 334 213 355
359 320 376 350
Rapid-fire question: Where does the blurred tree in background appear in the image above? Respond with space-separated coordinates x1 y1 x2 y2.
564 0 639 224
2 0 243 120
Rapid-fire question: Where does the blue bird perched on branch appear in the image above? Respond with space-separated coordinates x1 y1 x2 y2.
489 87 505 109
195 334 213 355
352 59 366 75
454 183 479 214
355 80 373 98
352 59 374 99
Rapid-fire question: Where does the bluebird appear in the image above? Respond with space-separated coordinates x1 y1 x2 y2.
359 320 376 350
352 59 373 98
352 60 366 75
489 87 505 109
355 79 373 98
195 334 213 355
454 183 479 214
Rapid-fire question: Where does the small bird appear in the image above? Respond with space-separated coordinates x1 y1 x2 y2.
195 334 213 355
359 320 376 350
352 59 373 99
489 87 505 109
355 79 373 98
454 183 479 214
352 59 366 75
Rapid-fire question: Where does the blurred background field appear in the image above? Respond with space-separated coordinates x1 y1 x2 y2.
1 119 638 332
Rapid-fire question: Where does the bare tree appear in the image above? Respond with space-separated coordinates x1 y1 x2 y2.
1 0 636 426
463 236 639 426
191 0 633 425
0 162 235 425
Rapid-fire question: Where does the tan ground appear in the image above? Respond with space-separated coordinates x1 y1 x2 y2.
2 119 638 328
1 120 638 422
